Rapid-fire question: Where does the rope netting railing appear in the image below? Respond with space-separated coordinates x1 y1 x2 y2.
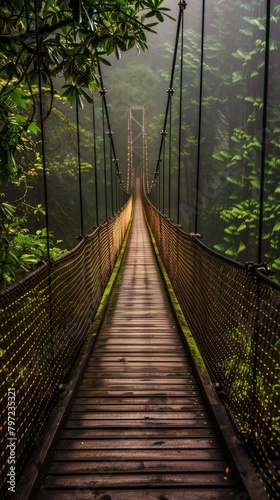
143 194 280 499
0 197 132 496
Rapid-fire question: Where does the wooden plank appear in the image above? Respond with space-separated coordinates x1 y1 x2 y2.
96 338 182 345
38 489 240 500
93 347 187 353
80 377 196 384
75 390 204 397
56 438 220 450
70 403 205 412
80 376 196 382
63 419 213 429
81 374 197 381
100 331 180 335
105 327 178 331
98 328 177 332
67 411 209 420
88 366 192 372
50 449 226 461
85 367 193 374
72 396 204 404
59 428 216 439
89 356 189 362
88 362 190 368
78 385 199 392
42 472 236 488
48 460 228 474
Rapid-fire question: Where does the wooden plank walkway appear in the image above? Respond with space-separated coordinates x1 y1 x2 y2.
36 181 243 499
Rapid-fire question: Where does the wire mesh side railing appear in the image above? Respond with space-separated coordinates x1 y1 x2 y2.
143 194 280 499
0 196 132 496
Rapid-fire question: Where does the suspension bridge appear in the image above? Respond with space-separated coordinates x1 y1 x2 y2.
1 2 280 499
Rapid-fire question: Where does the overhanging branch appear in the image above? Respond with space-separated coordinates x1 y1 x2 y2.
0 18 72 44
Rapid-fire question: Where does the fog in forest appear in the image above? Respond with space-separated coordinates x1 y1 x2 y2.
2 0 280 285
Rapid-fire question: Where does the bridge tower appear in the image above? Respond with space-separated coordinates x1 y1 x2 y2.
127 105 149 193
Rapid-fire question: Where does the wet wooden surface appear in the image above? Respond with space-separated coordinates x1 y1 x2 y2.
37 182 242 499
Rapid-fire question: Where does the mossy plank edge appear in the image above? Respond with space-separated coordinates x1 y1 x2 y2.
93 201 135 328
143 212 209 381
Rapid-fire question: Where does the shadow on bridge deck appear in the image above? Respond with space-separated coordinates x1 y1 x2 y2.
20 180 263 500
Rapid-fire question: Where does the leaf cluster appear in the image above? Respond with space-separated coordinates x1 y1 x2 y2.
0 0 172 180
0 195 66 290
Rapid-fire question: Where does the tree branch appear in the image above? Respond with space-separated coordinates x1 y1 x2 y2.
0 18 72 44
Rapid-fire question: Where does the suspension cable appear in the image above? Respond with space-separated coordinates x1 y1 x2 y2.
100 88 108 221
34 0 54 380
97 61 122 179
76 101 84 236
115 157 119 212
162 132 166 214
143 105 149 194
195 0 205 233
158 159 161 211
127 105 132 193
177 3 185 225
34 0 50 259
153 0 187 185
258 0 271 263
92 95 99 226
168 93 172 218
97 59 125 215
108 131 114 216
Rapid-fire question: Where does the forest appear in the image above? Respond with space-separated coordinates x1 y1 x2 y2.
0 0 280 290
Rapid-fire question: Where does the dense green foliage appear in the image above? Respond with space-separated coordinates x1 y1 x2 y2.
208 1 280 271
148 0 280 279
0 197 66 288
0 0 172 289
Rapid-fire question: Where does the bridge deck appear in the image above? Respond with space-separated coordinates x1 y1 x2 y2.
36 183 243 499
